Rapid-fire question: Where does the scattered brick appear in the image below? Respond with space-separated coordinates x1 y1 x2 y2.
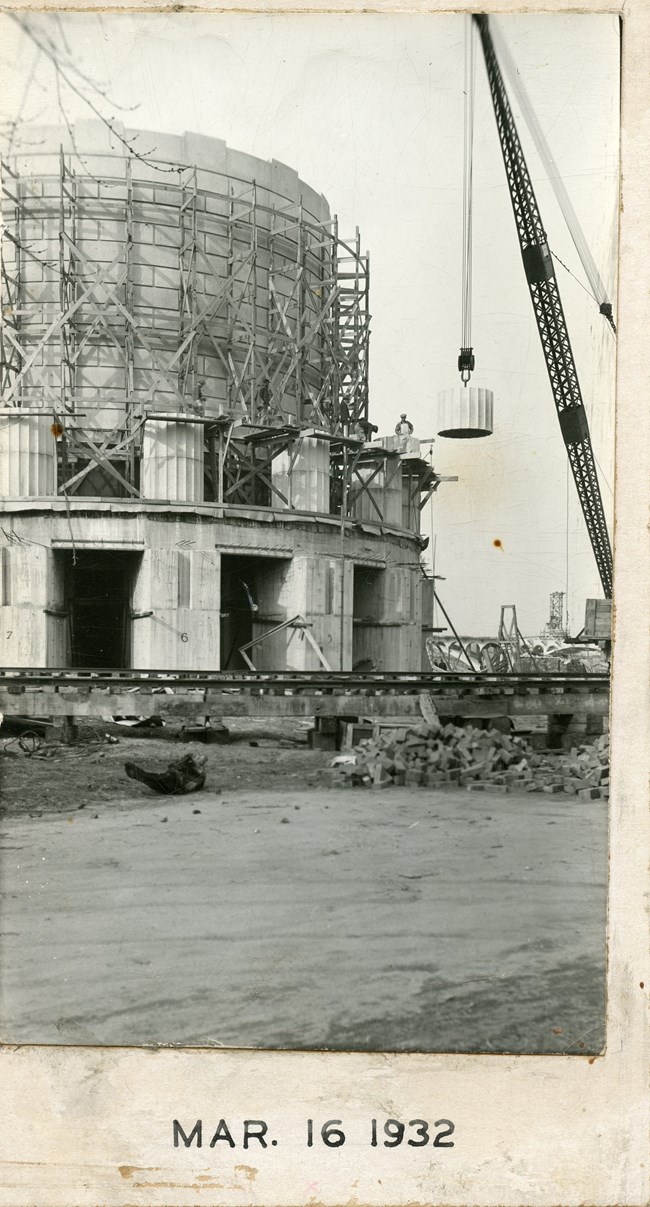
325 719 609 798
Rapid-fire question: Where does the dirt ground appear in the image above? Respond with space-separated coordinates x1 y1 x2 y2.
0 721 607 1054
0 717 330 817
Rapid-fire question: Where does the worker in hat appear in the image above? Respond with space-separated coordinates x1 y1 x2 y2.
395 411 414 452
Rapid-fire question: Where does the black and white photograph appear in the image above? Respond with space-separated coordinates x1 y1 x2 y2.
0 8 619 1059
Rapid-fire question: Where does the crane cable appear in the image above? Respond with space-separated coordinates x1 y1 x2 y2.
459 16 476 385
490 19 616 334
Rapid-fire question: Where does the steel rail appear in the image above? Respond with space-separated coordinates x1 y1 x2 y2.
0 667 610 693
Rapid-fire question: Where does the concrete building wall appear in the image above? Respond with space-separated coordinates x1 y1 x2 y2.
1 127 428 676
131 546 220 670
0 544 60 666
253 555 346 671
0 504 421 672
46 552 68 667
352 562 423 671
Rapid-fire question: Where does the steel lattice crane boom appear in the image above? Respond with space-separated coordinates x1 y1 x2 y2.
474 14 614 599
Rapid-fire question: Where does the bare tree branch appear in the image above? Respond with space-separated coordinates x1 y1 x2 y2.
5 46 41 154
6 14 180 175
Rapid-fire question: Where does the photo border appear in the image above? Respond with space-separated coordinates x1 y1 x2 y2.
0 0 647 1203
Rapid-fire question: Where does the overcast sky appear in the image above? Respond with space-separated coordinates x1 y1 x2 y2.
0 11 620 636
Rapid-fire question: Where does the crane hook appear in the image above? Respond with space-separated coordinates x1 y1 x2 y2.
458 346 475 386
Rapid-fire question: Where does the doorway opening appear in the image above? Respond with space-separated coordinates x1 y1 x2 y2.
352 565 385 671
64 550 141 668
220 554 290 670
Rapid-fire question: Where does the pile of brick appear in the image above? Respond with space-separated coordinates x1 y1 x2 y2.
326 721 609 798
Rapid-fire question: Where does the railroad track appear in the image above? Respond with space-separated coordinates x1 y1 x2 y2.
0 667 610 695
0 668 609 724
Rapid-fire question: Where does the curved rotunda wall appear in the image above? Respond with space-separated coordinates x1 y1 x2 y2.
3 122 332 427
0 126 426 675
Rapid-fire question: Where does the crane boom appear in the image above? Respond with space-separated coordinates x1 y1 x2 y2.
474 14 613 599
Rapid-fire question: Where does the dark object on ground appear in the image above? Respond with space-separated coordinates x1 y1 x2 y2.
2 730 44 757
1 715 50 736
180 722 231 744
113 715 164 728
124 753 207 795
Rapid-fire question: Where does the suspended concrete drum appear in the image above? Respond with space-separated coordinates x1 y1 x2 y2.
437 387 494 438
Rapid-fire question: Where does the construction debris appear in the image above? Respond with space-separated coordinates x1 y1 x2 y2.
113 716 164 729
180 722 231 745
124 753 207 795
326 721 609 797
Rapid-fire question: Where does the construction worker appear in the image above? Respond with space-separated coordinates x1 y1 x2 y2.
360 417 378 440
256 380 271 426
350 417 378 443
188 380 206 415
395 412 414 452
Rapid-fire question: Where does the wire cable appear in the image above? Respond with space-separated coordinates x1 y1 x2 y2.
491 17 616 333
550 246 599 304
461 16 475 354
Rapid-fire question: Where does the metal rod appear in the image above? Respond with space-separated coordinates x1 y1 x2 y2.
432 588 478 671
0 667 608 688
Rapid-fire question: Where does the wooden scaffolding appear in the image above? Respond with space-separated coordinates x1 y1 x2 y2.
0 148 433 524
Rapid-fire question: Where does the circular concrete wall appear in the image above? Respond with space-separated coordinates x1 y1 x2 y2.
4 122 333 426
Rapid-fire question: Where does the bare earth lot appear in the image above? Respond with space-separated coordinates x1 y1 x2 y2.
0 723 607 1053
